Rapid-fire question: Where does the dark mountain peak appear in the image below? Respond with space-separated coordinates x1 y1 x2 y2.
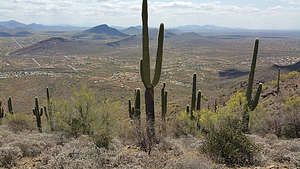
83 24 129 38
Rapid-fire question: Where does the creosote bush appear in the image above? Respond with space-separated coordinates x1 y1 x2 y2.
280 96 300 138
53 85 120 148
3 113 34 132
201 117 259 166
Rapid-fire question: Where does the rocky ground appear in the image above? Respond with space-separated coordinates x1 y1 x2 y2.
0 125 300 169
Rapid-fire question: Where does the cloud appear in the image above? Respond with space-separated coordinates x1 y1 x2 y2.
0 0 299 29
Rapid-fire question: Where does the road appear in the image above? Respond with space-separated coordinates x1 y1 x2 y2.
13 38 24 48
32 58 41 67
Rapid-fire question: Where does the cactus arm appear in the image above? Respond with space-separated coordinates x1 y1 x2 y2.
246 38 259 103
40 108 43 116
152 24 165 87
35 97 39 111
250 83 262 111
141 0 151 85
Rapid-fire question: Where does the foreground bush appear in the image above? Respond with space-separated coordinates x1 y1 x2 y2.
53 85 120 148
202 118 259 166
281 96 300 138
3 113 34 132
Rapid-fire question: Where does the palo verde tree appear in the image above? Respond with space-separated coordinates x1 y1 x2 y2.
140 0 164 150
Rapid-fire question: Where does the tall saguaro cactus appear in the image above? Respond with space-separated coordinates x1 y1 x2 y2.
161 83 167 135
243 39 263 133
0 101 4 118
8 97 13 114
277 68 280 94
33 97 43 133
46 88 54 131
191 74 197 118
196 90 201 111
140 0 164 148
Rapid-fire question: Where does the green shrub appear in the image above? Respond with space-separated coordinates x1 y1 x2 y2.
3 113 34 132
281 71 299 81
173 110 199 137
280 96 300 138
202 117 259 167
53 85 120 148
198 91 259 166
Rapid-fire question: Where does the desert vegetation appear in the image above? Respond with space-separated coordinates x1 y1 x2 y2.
0 0 300 168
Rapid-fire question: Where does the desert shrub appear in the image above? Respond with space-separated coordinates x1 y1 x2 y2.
3 113 34 132
53 85 120 148
281 71 299 81
202 117 259 167
249 103 271 134
173 110 199 137
199 92 259 166
280 96 300 138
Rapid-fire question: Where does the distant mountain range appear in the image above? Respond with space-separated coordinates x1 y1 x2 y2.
0 20 249 33
0 20 87 31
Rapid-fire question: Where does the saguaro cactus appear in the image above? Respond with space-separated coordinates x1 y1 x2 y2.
8 97 13 114
191 74 197 119
243 39 263 133
128 89 141 121
161 83 167 134
46 88 54 131
33 97 43 133
277 68 280 94
140 0 164 148
0 101 4 118
196 90 201 111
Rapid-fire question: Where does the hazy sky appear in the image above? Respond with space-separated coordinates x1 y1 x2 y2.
0 0 299 30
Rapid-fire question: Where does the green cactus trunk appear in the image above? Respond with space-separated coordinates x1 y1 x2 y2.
128 100 133 119
243 39 263 133
186 105 190 114
190 74 197 119
0 102 4 119
140 0 164 152
46 88 54 131
196 90 201 111
277 68 280 94
8 97 13 114
145 87 155 142
33 97 43 133
161 83 167 135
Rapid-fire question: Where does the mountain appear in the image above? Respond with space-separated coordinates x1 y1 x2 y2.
273 61 300 72
84 24 128 37
175 25 241 32
0 20 87 31
27 23 87 31
0 20 27 29
121 26 142 35
9 37 114 56
73 24 129 40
